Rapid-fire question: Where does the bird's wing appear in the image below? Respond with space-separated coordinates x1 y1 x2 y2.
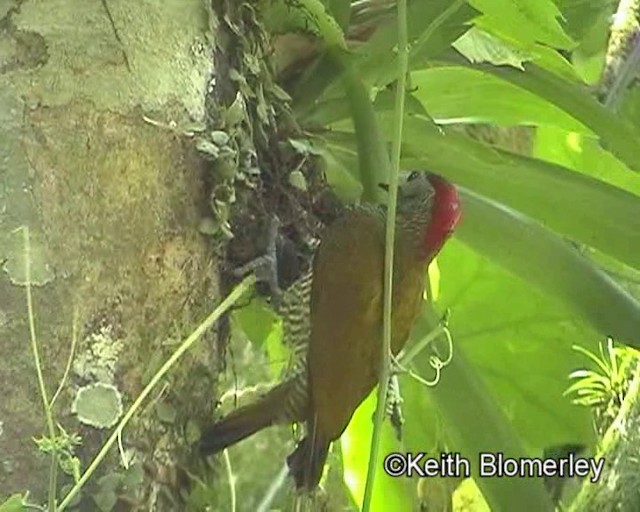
308 209 386 440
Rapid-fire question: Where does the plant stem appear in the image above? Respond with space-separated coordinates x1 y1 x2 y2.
49 306 79 409
22 227 58 512
362 0 409 508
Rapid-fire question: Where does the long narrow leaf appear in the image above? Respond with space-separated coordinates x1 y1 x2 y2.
437 54 640 172
454 187 640 347
323 125 640 270
417 305 555 512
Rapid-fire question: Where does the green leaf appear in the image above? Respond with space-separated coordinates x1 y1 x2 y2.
412 66 587 129
233 298 279 349
453 27 534 69
533 126 640 197
0 495 24 512
404 301 559 511
326 124 640 270
402 240 601 456
469 0 576 50
453 189 640 347
341 393 414 511
452 27 582 82
233 298 285 378
263 318 287 379
439 56 640 173
401 238 601 510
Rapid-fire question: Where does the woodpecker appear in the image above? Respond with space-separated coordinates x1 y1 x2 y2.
200 171 462 490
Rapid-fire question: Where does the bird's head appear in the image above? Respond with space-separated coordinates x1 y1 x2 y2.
380 171 462 261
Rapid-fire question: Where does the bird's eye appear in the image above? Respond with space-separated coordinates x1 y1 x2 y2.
407 171 421 181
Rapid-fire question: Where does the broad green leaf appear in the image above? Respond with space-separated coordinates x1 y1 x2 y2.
233 299 286 378
414 238 596 451
412 67 588 130
233 298 279 349
532 125 640 299
453 27 533 69
469 0 576 50
410 343 556 512
438 55 640 172
324 123 640 270
453 189 640 346
401 236 600 510
400 127 640 271
341 218 619 509
263 320 287 379
453 27 583 82
533 126 640 196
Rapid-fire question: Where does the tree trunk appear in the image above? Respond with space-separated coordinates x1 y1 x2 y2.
0 0 220 506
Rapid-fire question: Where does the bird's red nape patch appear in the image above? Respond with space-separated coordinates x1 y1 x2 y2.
422 174 462 259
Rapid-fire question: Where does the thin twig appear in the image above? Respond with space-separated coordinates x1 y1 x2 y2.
50 306 79 409
21 226 58 511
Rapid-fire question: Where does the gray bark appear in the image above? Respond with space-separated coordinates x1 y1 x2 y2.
0 0 219 506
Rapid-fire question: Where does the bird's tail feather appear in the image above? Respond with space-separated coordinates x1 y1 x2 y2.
200 379 294 455
287 428 330 491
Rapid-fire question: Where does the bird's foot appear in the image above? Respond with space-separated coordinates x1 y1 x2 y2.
232 215 283 306
370 359 405 441
385 373 405 441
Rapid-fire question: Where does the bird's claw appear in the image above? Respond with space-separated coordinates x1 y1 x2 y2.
232 215 283 305
386 374 405 440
